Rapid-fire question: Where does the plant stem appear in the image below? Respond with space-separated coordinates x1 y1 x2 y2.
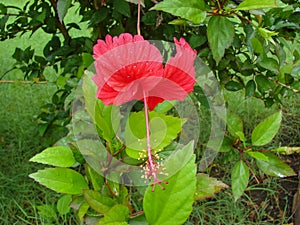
137 0 141 35
143 92 154 172
48 0 71 42
242 154 260 184
143 91 160 186
0 80 48 84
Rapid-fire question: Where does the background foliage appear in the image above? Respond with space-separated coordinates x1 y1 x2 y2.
1 0 299 131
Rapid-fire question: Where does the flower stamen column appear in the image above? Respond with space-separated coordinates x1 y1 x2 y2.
143 90 162 190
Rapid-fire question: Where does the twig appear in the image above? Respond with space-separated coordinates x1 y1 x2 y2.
234 12 253 26
94 0 99 10
48 0 71 42
130 210 144 217
104 180 116 197
0 80 48 84
275 80 299 93
243 155 260 184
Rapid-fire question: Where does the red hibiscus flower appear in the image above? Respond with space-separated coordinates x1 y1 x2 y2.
93 33 196 110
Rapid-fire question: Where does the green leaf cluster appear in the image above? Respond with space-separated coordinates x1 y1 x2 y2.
125 111 184 159
224 111 296 200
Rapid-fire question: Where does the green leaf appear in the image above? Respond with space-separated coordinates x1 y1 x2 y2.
95 101 120 141
57 195 72 215
258 27 278 41
169 19 190 26
235 131 246 143
29 168 88 194
251 37 264 54
143 142 196 225
24 46 34 63
142 11 157 25
0 14 8 32
275 42 286 67
256 152 296 177
0 3 7 14
255 75 274 94
219 137 233 152
272 146 300 155
207 16 235 64
89 8 109 26
225 80 244 92
37 205 57 222
125 0 145 7
12 47 22 61
113 0 130 17
36 9 47 23
82 71 97 118
70 196 85 210
226 111 244 138
83 71 120 142
194 173 228 200
258 57 279 74
245 80 256 98
57 0 72 22
251 111 282 146
82 53 94 68
291 65 300 78
154 100 175 113
29 146 76 167
78 202 89 222
129 214 148 225
231 161 249 201
125 111 183 159
235 0 277 11
86 165 104 191
246 151 269 161
98 204 129 225
188 34 207 49
151 0 206 24
83 190 116 214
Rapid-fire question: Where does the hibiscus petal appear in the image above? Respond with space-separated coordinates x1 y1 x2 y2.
94 33 164 83
93 34 197 110
147 77 189 101
93 33 164 106
93 33 140 59
163 65 195 94
106 61 163 91
96 83 119 105
164 38 197 93
110 76 163 106
148 37 197 106
146 96 164 110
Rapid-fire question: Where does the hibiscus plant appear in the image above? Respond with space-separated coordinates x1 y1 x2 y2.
28 32 295 225
28 33 229 224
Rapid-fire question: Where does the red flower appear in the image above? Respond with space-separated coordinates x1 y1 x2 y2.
93 33 196 110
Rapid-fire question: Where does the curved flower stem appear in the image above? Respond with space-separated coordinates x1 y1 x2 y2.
143 92 155 172
143 91 160 188
137 0 141 35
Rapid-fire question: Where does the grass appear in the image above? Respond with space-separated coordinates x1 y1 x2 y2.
188 184 291 225
0 1 64 223
0 84 58 224
186 173 298 225
0 72 59 223
0 1 90 223
187 92 300 225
